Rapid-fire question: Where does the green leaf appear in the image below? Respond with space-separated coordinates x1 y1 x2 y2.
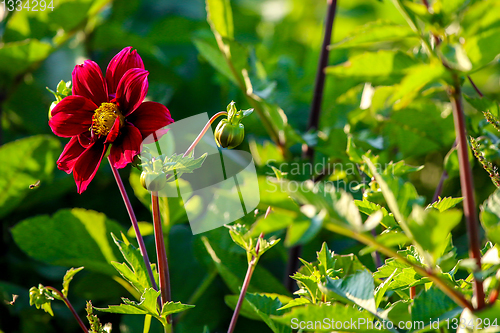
465 27 500 72
359 231 410 256
12 209 124 275
355 200 398 228
316 243 336 278
110 233 156 294
61 267 84 298
390 62 447 110
408 206 462 264
411 287 457 323
96 288 160 317
464 94 500 118
375 271 396 308
325 50 418 86
480 189 500 245
244 293 292 333
0 40 52 82
0 135 61 219
206 0 233 39
320 270 377 314
193 37 238 85
331 20 417 49
427 197 463 212
160 301 195 319
278 298 311 311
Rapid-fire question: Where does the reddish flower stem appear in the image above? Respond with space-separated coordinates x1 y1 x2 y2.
468 76 484 98
108 158 158 292
287 0 338 293
227 234 263 333
410 286 416 299
448 75 485 310
151 192 172 323
183 111 227 158
45 286 88 333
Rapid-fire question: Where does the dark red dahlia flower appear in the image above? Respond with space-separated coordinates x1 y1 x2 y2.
49 47 173 194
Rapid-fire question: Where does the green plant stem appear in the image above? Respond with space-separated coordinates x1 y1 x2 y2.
324 222 474 311
151 191 172 330
227 235 263 333
448 75 485 310
183 111 227 157
108 158 158 293
45 286 88 333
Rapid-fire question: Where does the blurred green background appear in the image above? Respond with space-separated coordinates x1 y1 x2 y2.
1 0 500 332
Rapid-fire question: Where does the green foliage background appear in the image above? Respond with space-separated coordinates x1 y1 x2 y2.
1 0 500 332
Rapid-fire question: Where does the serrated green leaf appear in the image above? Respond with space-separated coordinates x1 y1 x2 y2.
427 197 463 212
375 270 396 308
96 288 160 317
355 200 398 228
244 293 292 333
110 233 156 294
61 267 84 298
316 243 336 278
408 206 462 264
321 270 377 314
277 297 311 311
160 301 195 318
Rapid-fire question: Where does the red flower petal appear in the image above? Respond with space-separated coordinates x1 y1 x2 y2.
78 131 92 148
126 101 174 139
109 123 142 169
73 140 108 194
49 96 96 138
57 136 85 174
115 68 149 116
72 60 108 106
106 47 145 94
105 117 121 143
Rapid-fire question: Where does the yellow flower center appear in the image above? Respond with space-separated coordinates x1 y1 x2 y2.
91 103 124 136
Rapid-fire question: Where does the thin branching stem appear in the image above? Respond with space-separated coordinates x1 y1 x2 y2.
227 234 263 333
324 223 474 310
45 286 89 333
108 158 158 293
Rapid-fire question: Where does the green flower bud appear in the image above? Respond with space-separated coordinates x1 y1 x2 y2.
215 119 245 149
214 101 253 149
140 171 167 192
